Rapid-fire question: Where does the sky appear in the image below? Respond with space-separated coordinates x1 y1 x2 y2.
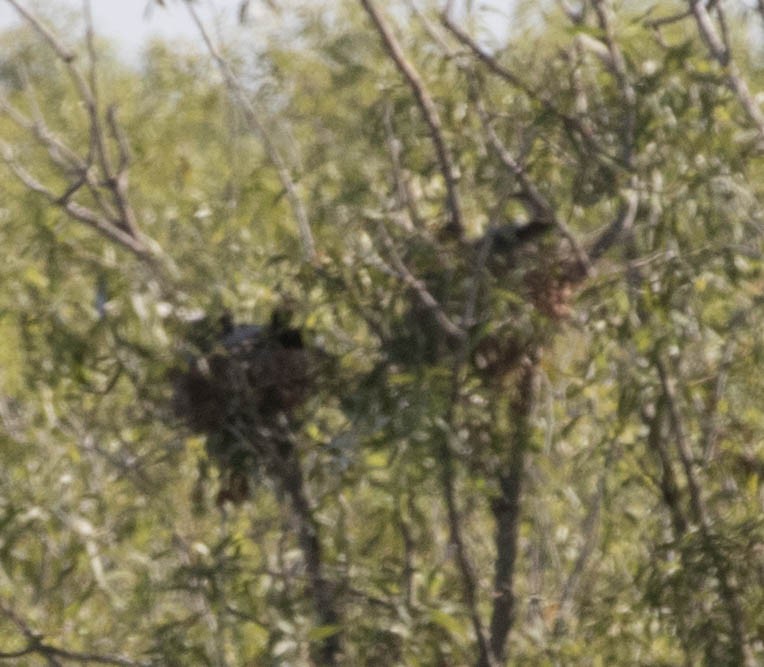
0 1 514 61
0 1 220 60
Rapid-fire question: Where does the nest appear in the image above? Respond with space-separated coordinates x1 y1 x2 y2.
172 311 313 504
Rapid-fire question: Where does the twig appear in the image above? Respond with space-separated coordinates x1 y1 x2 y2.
644 8 692 29
472 90 591 274
592 0 637 168
440 12 613 165
184 1 317 263
3 0 154 260
588 183 639 262
382 102 421 232
0 143 149 257
655 354 755 666
556 0 586 24
403 0 456 56
688 0 764 136
360 0 463 238
0 600 148 666
375 220 466 340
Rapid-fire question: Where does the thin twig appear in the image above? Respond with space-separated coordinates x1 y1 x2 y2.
0 600 148 666
440 12 613 165
184 1 317 262
3 0 153 259
592 0 637 168
382 101 421 232
472 90 591 274
644 8 692 29
588 183 639 262
375 219 466 340
556 0 586 24
0 143 148 257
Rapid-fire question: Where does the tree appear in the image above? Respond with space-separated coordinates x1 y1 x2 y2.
1 0 763 665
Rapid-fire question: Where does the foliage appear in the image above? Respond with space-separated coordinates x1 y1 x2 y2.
1 0 764 665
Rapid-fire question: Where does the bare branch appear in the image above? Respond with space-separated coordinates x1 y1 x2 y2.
184 1 317 263
556 0 586 24
0 94 84 173
440 12 528 91
3 0 154 260
375 219 466 340
592 0 637 167
689 0 728 64
82 0 115 184
382 102 420 232
655 357 708 527
5 0 76 62
0 599 148 666
588 184 639 262
403 0 456 56
360 0 463 238
440 14 614 166
0 143 149 257
686 0 764 136
473 91 591 274
644 8 692 29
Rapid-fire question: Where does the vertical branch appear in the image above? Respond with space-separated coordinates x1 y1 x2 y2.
654 355 755 666
269 433 341 665
591 0 637 167
488 356 536 663
360 0 463 238
655 357 707 526
642 400 689 538
436 429 496 667
382 102 422 232
553 451 612 636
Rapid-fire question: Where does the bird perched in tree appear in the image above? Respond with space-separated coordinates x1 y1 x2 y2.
480 219 553 257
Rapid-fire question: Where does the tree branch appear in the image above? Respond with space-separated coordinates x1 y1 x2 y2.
360 0 463 238
687 0 764 137
488 356 536 664
184 1 317 263
2 0 155 261
588 184 639 262
0 600 148 666
375 219 466 340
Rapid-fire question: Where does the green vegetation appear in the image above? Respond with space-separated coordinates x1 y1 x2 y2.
1 1 763 664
